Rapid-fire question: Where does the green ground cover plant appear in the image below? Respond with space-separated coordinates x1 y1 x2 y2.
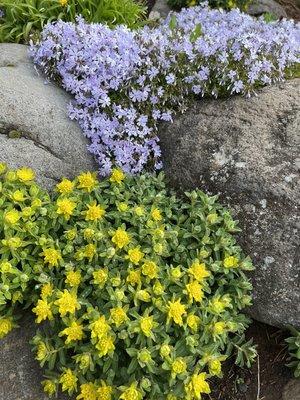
0 0 146 43
0 163 256 399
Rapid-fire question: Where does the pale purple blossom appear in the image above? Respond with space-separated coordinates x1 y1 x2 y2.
31 5 300 176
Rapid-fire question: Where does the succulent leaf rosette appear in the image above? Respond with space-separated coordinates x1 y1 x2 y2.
24 167 256 399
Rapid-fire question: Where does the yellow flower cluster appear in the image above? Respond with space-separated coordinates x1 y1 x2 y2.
0 166 253 400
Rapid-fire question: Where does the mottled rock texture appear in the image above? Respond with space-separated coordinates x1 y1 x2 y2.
282 379 300 400
0 315 68 400
0 43 96 190
159 79 300 329
248 0 287 18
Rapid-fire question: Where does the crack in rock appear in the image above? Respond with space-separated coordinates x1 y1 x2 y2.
0 124 63 162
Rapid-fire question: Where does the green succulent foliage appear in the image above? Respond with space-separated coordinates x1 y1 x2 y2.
0 0 147 44
0 163 51 336
286 326 300 378
167 0 250 12
0 163 256 398
19 168 254 399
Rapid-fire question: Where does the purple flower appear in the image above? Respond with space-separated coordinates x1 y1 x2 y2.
31 5 300 176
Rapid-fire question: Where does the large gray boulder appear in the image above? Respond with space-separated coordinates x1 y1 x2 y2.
159 78 300 329
0 44 96 189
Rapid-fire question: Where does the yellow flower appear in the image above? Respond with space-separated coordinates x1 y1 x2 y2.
36 342 48 361
126 269 141 286
16 167 35 182
93 269 108 286
12 190 25 202
97 382 113 400
0 318 13 338
110 168 125 184
65 228 77 240
110 307 127 327
83 228 95 240
187 314 201 332
43 248 61 267
0 162 7 175
59 321 84 344
32 198 42 208
224 255 239 269
12 291 23 303
4 209 20 225
119 383 143 400
0 261 13 273
126 247 144 265
160 344 171 358
210 295 231 314
207 213 218 224
42 380 56 396
96 335 115 357
170 266 182 280
188 260 210 282
151 208 162 221
153 280 164 295
117 202 128 212
4 237 23 249
136 289 151 302
185 373 211 399
84 243 96 260
140 316 154 337
209 359 222 376
5 171 17 182
134 206 144 216
186 281 204 303
32 299 53 323
41 283 53 298
172 358 187 375
60 369 78 393
59 0 68 6
142 261 158 279
167 299 186 326
77 383 98 400
90 316 110 340
65 270 82 287
85 202 105 221
112 227 130 249
138 349 152 364
55 290 80 317
212 321 227 336
56 178 74 195
77 172 97 192
56 198 76 219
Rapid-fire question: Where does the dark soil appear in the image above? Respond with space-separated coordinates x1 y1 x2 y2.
211 321 293 400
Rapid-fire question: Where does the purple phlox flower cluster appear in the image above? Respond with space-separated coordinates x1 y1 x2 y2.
31 6 300 176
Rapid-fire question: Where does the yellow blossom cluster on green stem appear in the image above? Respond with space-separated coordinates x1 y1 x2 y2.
0 162 255 399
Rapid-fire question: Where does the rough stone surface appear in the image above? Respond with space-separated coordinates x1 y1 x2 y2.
0 315 69 400
282 379 300 400
0 43 96 190
159 79 300 329
151 0 171 18
248 0 287 18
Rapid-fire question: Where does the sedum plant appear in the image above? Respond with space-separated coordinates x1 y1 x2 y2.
286 326 300 378
0 0 146 43
12 166 256 399
0 163 50 338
